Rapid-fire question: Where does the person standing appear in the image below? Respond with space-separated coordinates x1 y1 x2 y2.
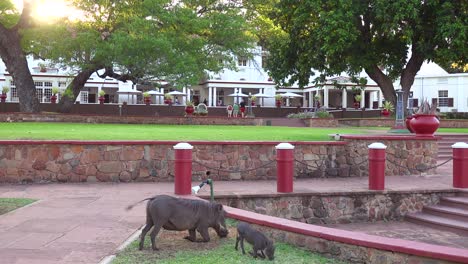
233 103 240 118
239 100 246 118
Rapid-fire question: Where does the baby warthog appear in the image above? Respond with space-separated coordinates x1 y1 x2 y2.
126 195 228 251
235 222 275 260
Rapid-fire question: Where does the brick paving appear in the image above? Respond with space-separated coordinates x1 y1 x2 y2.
0 160 466 264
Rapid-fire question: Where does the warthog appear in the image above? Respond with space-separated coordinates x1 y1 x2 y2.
126 195 228 250
235 222 275 260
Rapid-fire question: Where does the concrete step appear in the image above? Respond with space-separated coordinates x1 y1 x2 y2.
440 196 468 210
423 205 468 222
406 213 468 236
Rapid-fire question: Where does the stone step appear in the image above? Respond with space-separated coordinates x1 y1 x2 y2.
406 213 468 236
423 205 468 222
440 196 468 210
458 191 468 198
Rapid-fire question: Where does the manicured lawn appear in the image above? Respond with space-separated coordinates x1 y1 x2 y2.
0 198 36 215
0 122 387 141
437 128 468 133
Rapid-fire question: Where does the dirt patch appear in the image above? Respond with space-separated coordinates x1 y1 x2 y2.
136 226 237 259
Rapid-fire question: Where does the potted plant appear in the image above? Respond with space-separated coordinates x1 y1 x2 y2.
50 87 60 104
314 94 321 108
143 92 151 105
354 95 362 109
409 99 439 136
185 100 195 115
275 94 282 108
381 101 394 117
250 95 257 106
98 90 106 104
38 63 47 72
1 86 10 103
164 93 173 105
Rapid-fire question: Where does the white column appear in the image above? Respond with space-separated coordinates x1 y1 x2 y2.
187 89 191 104
342 89 347 108
238 88 242 104
182 87 187 105
324 87 329 108
360 90 365 108
213 87 217 106
308 91 313 108
208 87 213 106
378 90 383 108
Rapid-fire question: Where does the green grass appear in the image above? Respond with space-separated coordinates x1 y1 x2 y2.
0 198 37 215
437 128 468 133
0 122 386 141
112 237 344 264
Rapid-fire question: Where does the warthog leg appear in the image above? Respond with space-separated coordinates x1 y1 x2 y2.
149 222 163 251
139 214 153 250
184 229 197 242
197 226 211 242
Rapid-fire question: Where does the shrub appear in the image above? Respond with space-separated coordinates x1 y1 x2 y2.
2 86 10 94
316 109 331 118
287 112 315 119
99 90 106 97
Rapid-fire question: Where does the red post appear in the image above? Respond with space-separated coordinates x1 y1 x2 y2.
276 143 295 193
173 143 193 195
368 142 387 190
452 142 468 188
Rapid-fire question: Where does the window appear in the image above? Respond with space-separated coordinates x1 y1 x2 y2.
80 91 89 103
437 90 453 107
237 58 247 67
44 82 52 87
59 82 67 87
44 88 52 103
34 81 43 87
36 88 43 102
10 87 19 102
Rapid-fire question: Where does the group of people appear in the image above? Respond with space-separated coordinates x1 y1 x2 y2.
226 101 246 118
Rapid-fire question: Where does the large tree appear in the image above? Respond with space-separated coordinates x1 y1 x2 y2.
265 0 468 108
0 0 40 112
29 0 256 112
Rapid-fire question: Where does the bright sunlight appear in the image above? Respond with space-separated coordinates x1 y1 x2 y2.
12 0 80 22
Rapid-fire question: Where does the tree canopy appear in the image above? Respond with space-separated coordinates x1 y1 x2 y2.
26 0 256 112
265 0 468 107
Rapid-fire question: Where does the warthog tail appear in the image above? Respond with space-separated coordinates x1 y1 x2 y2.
125 196 157 211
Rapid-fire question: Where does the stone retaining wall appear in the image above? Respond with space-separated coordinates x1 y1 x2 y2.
215 191 455 224
0 136 438 183
250 223 458 264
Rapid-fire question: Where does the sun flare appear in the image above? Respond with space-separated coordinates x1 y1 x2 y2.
12 0 80 22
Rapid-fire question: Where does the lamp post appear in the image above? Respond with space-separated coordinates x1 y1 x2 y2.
246 92 255 118
395 89 405 129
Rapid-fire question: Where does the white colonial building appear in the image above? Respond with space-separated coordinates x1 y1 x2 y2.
0 50 467 112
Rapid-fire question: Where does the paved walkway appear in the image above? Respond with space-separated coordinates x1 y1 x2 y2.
0 160 464 264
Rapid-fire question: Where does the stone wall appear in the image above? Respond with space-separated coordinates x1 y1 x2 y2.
0 136 438 183
340 135 438 175
302 118 338 127
250 223 458 264
216 191 455 224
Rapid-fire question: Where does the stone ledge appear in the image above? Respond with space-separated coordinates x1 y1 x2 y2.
225 206 468 263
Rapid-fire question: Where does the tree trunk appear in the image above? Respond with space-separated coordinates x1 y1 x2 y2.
0 25 40 113
400 50 425 114
365 65 396 107
57 68 98 113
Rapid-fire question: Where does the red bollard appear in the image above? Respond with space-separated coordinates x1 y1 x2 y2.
173 143 193 195
276 143 295 193
452 142 468 188
368 142 387 190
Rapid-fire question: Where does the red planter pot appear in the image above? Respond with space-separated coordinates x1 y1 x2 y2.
409 114 439 136
50 95 57 104
381 109 390 117
99 96 105 104
164 99 172 105
406 115 415 133
0 93 6 103
144 97 151 105
276 100 281 108
251 102 255 106
185 106 194 115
